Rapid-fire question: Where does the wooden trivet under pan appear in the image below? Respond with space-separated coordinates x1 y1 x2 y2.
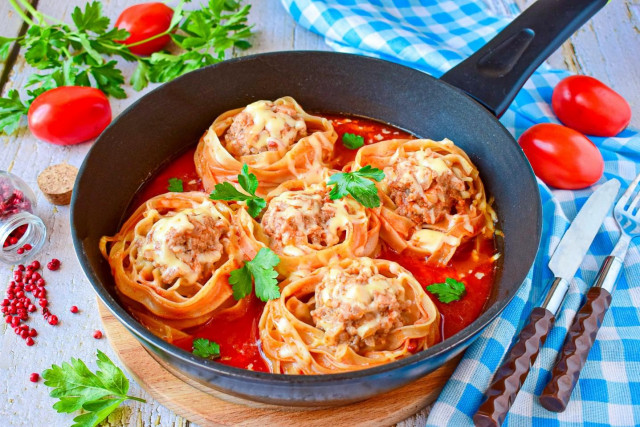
98 302 458 427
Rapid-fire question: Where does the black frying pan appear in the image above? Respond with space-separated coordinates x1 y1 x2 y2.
71 0 607 406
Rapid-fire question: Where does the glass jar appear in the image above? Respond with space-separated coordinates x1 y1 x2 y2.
0 171 47 264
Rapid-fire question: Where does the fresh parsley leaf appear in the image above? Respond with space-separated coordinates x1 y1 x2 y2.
130 60 150 91
426 278 466 303
143 1 253 84
42 350 145 427
192 338 221 359
71 2 111 34
209 164 266 217
0 90 28 135
167 177 184 192
342 132 364 149
229 247 280 302
0 36 15 62
327 165 385 208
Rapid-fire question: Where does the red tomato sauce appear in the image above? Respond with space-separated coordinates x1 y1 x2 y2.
326 114 413 168
173 297 270 372
378 238 496 339
122 115 498 371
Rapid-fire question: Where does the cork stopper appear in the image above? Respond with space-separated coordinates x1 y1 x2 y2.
37 163 78 205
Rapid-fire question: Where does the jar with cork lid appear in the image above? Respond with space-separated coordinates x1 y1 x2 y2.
0 171 47 264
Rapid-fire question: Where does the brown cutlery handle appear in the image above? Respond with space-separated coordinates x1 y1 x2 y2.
473 307 555 427
539 287 612 412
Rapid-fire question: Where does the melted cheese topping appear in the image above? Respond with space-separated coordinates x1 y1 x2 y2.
262 184 366 256
409 229 461 253
244 100 306 154
139 203 224 284
312 258 407 347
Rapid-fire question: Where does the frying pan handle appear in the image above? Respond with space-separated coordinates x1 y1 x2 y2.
439 0 608 118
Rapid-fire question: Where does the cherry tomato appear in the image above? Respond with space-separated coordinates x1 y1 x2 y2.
518 123 604 190
115 3 174 56
28 87 112 145
552 75 631 137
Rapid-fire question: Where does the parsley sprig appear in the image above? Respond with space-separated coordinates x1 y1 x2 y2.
42 350 146 427
0 0 253 135
167 177 184 192
229 247 281 302
426 278 466 303
209 164 266 217
327 165 385 208
342 132 364 149
192 338 221 359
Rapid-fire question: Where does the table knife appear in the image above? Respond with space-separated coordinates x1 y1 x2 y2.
473 179 620 427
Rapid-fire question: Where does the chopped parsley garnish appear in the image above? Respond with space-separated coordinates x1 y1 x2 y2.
209 164 266 217
342 132 364 149
192 338 221 359
327 165 385 208
229 247 280 302
42 350 146 427
426 278 466 303
167 177 184 192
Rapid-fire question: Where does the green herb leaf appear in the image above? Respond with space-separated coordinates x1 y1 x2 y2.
342 132 364 150
0 90 28 135
426 278 466 303
228 262 253 300
71 2 110 34
192 338 221 359
327 165 384 208
42 350 145 427
209 164 266 217
167 177 184 192
0 36 16 62
130 60 150 91
229 247 280 302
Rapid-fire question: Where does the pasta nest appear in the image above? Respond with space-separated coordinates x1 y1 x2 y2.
195 96 338 196
100 192 248 338
354 138 496 265
259 257 440 374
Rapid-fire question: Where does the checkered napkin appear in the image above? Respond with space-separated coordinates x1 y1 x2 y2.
281 1 640 425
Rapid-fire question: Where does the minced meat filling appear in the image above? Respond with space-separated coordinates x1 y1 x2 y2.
224 100 307 157
383 150 468 226
311 260 409 351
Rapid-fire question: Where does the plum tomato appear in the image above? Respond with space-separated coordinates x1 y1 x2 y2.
115 3 174 56
552 75 631 137
518 123 604 190
27 87 112 145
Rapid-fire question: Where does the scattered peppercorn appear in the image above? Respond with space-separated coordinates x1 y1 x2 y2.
70 305 78 314
93 330 103 339
29 372 39 382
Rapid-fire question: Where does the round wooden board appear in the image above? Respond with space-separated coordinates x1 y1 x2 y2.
98 302 459 427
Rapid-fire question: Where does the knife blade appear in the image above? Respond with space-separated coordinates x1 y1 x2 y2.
542 178 620 314
473 179 620 427
548 179 621 280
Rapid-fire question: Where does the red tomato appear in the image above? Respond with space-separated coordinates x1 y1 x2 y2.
28 87 112 145
115 3 174 56
552 75 631 137
518 123 604 190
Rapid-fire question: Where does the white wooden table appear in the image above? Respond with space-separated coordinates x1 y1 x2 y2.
1 1 638 426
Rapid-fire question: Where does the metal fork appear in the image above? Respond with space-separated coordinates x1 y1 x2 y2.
539 172 640 412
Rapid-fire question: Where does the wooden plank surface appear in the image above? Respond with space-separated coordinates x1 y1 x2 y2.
0 1 638 427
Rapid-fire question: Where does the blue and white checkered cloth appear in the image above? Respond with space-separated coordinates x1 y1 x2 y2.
281 1 640 425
